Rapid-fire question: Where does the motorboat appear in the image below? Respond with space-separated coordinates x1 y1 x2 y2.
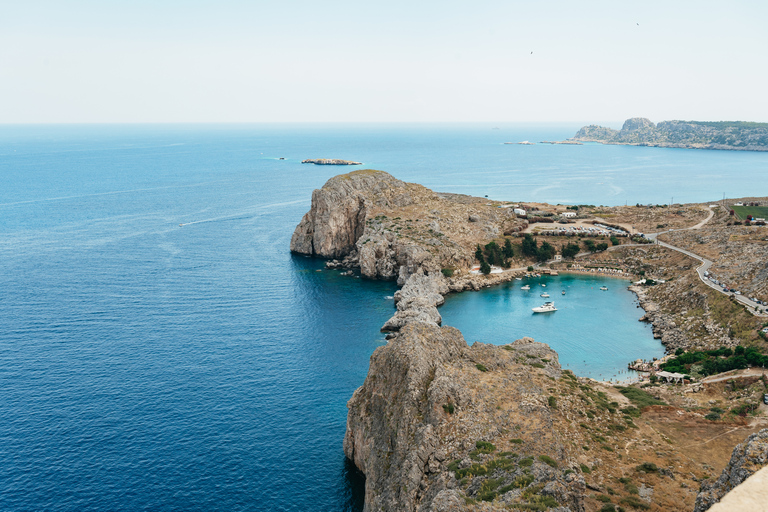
541 292 550 298
521 285 531 290
561 290 566 295
600 286 608 291
541 284 546 287
515 277 522 281
532 301 557 313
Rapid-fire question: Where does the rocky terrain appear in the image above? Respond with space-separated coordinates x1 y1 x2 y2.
573 118 768 151
292 171 768 511
291 170 526 284
694 429 768 512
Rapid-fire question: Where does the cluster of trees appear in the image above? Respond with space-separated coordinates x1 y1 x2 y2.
521 234 555 262
474 233 618 274
662 346 768 377
475 239 515 274
583 239 609 252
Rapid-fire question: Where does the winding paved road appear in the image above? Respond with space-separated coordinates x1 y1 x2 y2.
646 208 767 317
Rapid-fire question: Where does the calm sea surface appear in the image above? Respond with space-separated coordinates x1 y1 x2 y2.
2 124 766 511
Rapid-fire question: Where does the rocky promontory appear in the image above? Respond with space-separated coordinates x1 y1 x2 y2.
572 118 768 151
344 322 588 511
290 170 527 284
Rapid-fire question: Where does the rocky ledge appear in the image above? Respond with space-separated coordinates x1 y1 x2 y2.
302 158 363 165
344 322 586 512
694 429 768 512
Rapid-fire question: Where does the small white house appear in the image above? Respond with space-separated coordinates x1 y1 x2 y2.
513 208 526 216
562 211 577 218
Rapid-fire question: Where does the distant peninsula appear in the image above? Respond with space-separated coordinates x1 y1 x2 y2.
302 158 362 165
572 117 768 151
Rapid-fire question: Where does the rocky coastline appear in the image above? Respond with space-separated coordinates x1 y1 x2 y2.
291 170 768 511
571 118 768 152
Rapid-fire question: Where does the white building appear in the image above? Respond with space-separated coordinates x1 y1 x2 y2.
513 208 526 216
562 211 577 218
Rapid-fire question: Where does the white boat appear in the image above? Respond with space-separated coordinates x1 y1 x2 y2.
541 283 546 287
515 277 522 281
521 285 530 290
532 301 557 313
600 286 608 291
561 290 566 295
541 292 550 298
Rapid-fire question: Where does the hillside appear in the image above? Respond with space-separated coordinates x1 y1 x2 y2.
573 118 768 151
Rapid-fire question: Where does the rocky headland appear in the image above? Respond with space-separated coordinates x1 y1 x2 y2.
292 171 768 511
572 118 768 151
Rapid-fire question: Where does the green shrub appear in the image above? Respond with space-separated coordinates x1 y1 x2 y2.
512 474 535 489
580 463 591 474
548 396 557 408
621 407 641 418
520 457 534 467
475 440 496 453
510 438 524 444
704 412 720 421
600 505 617 512
596 494 612 503
616 386 666 407
538 455 558 468
443 403 455 414
441 268 454 277
476 363 488 372
532 363 545 369
636 462 658 473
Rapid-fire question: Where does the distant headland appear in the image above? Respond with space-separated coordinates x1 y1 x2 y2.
571 117 768 151
302 158 362 165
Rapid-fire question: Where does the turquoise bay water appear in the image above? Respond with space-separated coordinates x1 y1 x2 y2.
440 274 661 382
1 124 766 511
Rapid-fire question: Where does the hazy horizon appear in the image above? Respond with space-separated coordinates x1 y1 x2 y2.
2 0 767 124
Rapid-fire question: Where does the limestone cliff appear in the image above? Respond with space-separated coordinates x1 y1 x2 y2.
344 323 587 512
291 170 526 282
694 429 768 512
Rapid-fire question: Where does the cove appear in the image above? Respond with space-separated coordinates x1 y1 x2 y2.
438 273 664 382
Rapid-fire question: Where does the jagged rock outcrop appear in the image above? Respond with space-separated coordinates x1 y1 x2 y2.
694 429 768 512
290 170 415 259
381 269 449 332
291 170 526 280
344 323 584 512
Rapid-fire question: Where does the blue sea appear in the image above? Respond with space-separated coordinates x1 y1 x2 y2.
1 124 766 511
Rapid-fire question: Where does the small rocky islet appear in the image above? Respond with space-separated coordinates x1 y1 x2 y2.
291 170 768 511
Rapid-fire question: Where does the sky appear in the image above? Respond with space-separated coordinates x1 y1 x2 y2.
1 0 767 124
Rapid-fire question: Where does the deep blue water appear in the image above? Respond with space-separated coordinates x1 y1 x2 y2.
1 124 766 511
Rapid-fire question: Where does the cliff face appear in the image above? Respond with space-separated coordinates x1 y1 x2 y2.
694 429 768 512
344 322 588 512
291 170 526 282
290 170 414 259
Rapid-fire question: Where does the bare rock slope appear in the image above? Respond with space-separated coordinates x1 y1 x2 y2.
344 323 586 512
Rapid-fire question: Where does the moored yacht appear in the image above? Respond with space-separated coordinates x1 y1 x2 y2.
532 301 557 313
521 285 531 290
